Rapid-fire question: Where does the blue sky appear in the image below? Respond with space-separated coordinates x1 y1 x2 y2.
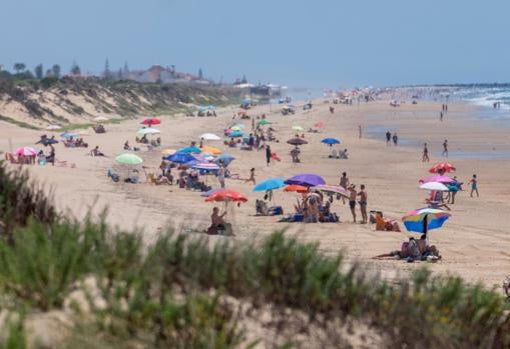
1 0 509 88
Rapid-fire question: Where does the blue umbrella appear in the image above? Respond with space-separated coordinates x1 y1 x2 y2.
166 153 196 163
60 132 79 139
229 131 243 138
321 138 341 145
215 154 235 166
177 146 202 154
253 178 286 192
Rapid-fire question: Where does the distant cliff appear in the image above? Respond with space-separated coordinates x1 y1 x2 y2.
0 77 242 128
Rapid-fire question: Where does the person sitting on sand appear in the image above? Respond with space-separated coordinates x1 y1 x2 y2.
90 146 105 157
124 141 131 150
372 237 422 261
207 207 232 235
245 168 256 184
46 145 55 166
155 174 171 185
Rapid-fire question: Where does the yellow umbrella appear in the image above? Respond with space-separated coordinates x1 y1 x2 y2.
201 146 222 155
161 148 176 156
292 125 304 132
230 125 243 131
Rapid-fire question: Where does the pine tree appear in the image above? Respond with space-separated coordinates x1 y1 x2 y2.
198 68 203 80
241 74 247 84
70 61 81 76
123 61 129 77
103 58 111 79
13 63 26 74
34 64 44 79
51 64 61 78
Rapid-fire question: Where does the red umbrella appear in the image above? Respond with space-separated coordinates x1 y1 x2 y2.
141 117 161 126
314 121 325 128
429 162 456 174
205 189 248 203
284 185 308 193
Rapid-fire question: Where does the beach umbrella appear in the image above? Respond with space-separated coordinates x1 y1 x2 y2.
137 127 160 135
214 154 235 167
284 185 309 193
419 182 450 191
205 189 248 203
45 125 61 130
312 184 349 197
230 125 243 131
419 175 454 184
321 138 341 145
228 130 244 138
192 163 220 171
258 119 271 126
402 208 451 233
253 178 286 192
286 138 308 146
177 146 202 154
15 146 37 157
141 117 161 125
93 116 108 122
166 153 196 163
314 121 325 128
200 133 221 141
115 153 143 165
60 132 79 139
292 125 304 132
429 162 456 174
285 174 325 187
201 146 222 155
161 148 177 156
201 188 223 197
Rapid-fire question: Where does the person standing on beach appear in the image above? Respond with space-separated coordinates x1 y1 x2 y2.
265 145 271 166
440 111 444 121
348 185 357 223
392 133 398 146
386 131 391 145
217 162 226 188
339 172 349 204
358 184 368 224
442 139 448 157
468 174 479 197
358 125 362 139
422 143 430 162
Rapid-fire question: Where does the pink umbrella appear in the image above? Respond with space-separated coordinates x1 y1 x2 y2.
419 175 454 184
15 146 37 156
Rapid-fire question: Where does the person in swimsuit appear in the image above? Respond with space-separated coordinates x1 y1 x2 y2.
385 131 391 144
468 174 479 197
217 162 226 188
245 168 256 184
358 184 368 224
348 185 357 223
422 143 429 162
339 172 349 203
392 133 398 146
442 139 448 157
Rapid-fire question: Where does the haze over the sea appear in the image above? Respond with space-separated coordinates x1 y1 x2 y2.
1 0 510 88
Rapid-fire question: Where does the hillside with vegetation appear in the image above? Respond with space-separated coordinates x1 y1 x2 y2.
0 163 508 348
0 74 242 129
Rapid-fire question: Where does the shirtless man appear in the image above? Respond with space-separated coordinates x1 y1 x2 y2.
422 143 429 162
339 172 349 203
208 207 227 235
442 139 448 157
348 185 357 223
358 184 368 224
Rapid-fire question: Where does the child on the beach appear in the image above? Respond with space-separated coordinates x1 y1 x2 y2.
468 174 479 197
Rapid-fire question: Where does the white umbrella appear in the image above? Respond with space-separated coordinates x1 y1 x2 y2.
200 133 221 141
138 128 161 135
93 116 109 122
45 125 61 130
419 182 449 191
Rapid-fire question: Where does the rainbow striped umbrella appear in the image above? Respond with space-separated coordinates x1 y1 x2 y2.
402 208 451 233
192 163 219 171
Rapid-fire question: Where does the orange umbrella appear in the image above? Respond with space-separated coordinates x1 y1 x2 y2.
284 185 308 193
205 189 248 202
201 146 222 155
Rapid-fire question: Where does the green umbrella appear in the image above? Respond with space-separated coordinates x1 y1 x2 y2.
116 153 143 165
258 119 271 126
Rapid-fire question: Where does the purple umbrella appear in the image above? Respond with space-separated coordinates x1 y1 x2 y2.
284 174 325 187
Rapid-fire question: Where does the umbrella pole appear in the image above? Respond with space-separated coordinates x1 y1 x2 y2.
423 215 428 235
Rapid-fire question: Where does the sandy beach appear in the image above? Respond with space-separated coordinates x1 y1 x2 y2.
1 99 509 289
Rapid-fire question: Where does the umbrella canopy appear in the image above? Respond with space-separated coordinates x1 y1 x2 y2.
201 188 223 197
321 138 341 145
15 146 37 156
284 185 309 193
420 182 450 191
230 125 244 131
45 125 61 130
292 125 304 132
166 153 196 163
228 130 244 138
205 189 248 203
286 138 308 146
314 121 325 128
419 175 454 184
258 119 271 126
429 162 456 174
161 148 177 156
141 117 161 125
137 128 160 135
253 178 286 192
200 133 221 141
177 146 202 154
214 154 235 167
60 132 79 139
192 163 220 171
93 116 109 122
285 174 325 187
115 153 143 165
36 137 59 146
402 208 451 233
312 184 349 197
201 146 221 155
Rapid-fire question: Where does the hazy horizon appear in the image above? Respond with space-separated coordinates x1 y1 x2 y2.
2 0 510 89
